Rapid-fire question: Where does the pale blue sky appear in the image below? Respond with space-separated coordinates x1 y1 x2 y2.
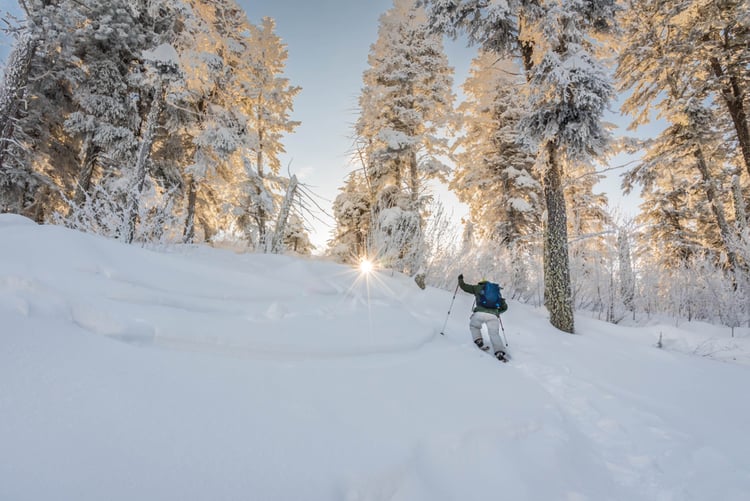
1 0 641 249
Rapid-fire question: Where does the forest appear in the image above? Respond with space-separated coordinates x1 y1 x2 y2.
1 0 748 333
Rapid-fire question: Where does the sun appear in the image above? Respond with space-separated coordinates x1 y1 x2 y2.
359 258 374 275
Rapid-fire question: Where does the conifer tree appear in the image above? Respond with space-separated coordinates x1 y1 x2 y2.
423 0 617 333
239 17 301 250
0 27 37 213
330 171 372 262
453 52 541 246
0 0 187 232
351 0 454 275
617 1 746 276
674 0 750 180
0 0 76 215
176 0 259 243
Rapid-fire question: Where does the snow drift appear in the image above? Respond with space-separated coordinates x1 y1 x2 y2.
1 214 749 500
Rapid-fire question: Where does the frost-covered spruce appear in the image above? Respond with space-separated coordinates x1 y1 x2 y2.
617 0 748 278
344 0 455 275
453 52 541 246
423 0 617 333
0 31 35 191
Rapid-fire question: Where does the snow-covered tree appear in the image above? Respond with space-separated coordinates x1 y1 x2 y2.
349 0 455 275
0 0 188 236
669 0 750 180
175 0 259 243
330 170 372 262
124 43 182 244
238 16 301 250
0 0 306 249
617 1 746 277
61 0 179 210
280 213 314 255
453 52 542 246
617 225 636 314
0 27 37 212
423 0 617 333
0 0 78 216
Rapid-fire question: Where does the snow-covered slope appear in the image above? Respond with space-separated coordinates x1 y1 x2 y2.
2 214 749 501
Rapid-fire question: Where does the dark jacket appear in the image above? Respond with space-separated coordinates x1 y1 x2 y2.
458 277 508 315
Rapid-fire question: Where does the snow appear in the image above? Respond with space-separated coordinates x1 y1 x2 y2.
378 129 418 151
1 213 749 500
141 43 180 66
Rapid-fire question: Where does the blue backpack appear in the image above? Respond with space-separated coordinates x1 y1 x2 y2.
478 281 507 311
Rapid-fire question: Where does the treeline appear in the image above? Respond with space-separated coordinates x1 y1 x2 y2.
0 0 312 253
330 0 749 331
2 0 748 331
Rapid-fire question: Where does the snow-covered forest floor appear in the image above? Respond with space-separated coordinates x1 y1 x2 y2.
2 213 749 500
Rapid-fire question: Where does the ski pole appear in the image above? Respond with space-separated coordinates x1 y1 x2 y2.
440 283 460 335
498 314 509 347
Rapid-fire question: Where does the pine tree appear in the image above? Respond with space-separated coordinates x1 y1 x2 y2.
330 171 372 262
617 225 636 313
176 0 259 243
170 3 301 248
350 0 454 275
0 27 37 213
0 0 77 216
617 1 746 276
453 52 542 246
124 43 182 244
239 17 301 250
674 0 750 180
1 0 188 236
424 0 617 333
61 0 176 210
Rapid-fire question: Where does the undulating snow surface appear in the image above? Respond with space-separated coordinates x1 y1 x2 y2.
1 214 749 501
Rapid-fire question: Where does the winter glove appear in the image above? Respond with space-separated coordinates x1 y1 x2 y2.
458 274 464 281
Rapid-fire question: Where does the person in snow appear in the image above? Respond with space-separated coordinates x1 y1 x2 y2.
458 274 509 361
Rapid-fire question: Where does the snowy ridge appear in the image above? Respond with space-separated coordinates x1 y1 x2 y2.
1 214 749 501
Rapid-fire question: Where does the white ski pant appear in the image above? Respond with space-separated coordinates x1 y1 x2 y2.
470 311 504 353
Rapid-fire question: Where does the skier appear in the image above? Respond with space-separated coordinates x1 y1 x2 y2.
458 274 509 362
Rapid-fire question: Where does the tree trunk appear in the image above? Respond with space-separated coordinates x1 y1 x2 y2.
125 81 165 243
199 215 214 243
270 174 298 253
709 57 750 180
183 175 197 243
543 142 575 333
255 127 267 251
732 173 747 231
408 148 419 207
617 228 635 312
693 147 743 274
73 139 99 206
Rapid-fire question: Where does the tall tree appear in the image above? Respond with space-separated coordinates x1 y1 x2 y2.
0 0 75 215
351 0 454 275
453 52 542 246
1 0 186 232
0 27 37 213
239 16 301 250
423 0 617 333
176 0 258 243
677 0 750 180
618 0 746 275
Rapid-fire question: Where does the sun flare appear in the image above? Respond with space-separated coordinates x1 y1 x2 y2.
359 258 374 275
